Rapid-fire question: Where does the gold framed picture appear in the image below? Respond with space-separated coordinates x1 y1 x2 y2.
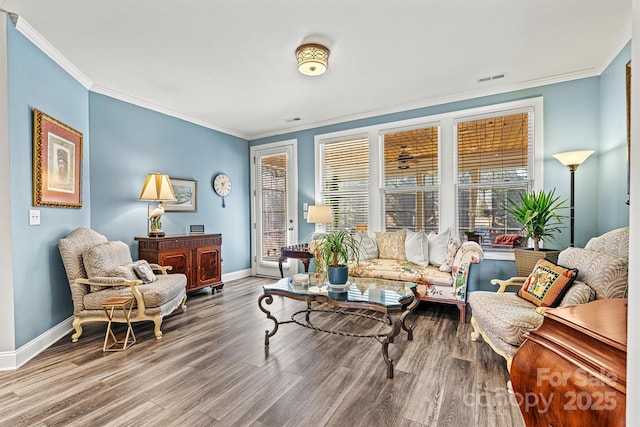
33 109 83 208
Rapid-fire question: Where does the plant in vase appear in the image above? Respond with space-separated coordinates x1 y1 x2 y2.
312 230 361 285
504 188 568 275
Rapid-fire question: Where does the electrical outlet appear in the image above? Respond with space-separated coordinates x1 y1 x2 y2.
29 209 41 225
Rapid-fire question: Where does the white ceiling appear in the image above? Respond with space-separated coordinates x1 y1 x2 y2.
2 0 631 140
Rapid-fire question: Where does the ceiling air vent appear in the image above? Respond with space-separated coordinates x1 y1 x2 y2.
478 73 506 83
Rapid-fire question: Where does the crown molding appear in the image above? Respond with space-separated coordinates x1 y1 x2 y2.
13 16 92 89
90 84 247 140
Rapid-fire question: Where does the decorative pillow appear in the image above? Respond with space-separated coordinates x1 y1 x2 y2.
518 259 578 307
428 227 451 266
133 260 157 284
355 231 378 262
439 237 461 272
375 229 407 260
83 241 135 292
558 281 596 307
405 230 429 266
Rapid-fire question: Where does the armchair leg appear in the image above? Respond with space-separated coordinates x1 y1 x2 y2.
180 294 187 312
71 317 83 342
153 317 163 340
470 316 482 342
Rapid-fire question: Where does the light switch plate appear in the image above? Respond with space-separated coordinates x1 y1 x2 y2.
29 209 41 225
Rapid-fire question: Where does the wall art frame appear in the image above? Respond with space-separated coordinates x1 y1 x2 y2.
626 60 631 205
33 109 83 208
165 177 198 211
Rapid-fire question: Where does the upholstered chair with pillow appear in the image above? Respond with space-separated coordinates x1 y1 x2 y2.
468 227 629 371
59 227 187 342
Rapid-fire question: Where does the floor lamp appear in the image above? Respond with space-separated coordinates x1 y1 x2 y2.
552 150 594 247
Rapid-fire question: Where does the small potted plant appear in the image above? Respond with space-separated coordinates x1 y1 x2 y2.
504 188 568 275
312 230 361 285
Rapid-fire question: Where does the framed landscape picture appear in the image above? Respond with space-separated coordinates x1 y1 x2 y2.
32 109 83 208
166 178 197 211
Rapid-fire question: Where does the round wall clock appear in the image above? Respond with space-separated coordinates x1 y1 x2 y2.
213 173 232 207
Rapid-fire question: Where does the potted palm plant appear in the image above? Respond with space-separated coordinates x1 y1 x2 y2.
312 230 361 285
505 188 568 276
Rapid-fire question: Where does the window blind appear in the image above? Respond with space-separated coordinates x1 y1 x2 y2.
319 137 369 232
382 126 439 232
259 154 287 260
456 111 533 245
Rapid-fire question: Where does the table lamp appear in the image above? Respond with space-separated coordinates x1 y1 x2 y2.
139 172 175 237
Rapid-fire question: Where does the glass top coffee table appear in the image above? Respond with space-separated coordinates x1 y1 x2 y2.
258 276 419 378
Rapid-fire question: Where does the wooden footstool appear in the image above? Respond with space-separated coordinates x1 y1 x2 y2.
101 297 136 351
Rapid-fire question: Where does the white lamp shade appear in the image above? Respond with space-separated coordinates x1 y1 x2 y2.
552 150 594 167
139 173 176 201
307 205 331 223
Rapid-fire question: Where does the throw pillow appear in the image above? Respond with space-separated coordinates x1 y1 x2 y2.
428 227 451 266
375 229 407 260
405 229 429 266
517 259 578 307
133 260 158 284
355 231 378 262
439 237 461 272
83 241 135 292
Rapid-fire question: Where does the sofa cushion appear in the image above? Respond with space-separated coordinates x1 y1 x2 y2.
517 259 578 307
558 247 628 299
355 231 378 261
469 291 543 346
439 237 461 273
428 227 450 266
83 274 187 310
559 281 596 307
133 260 157 283
83 241 135 292
405 230 429 266
375 229 406 260
350 258 453 286
83 241 133 276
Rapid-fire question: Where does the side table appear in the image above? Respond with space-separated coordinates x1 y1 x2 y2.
278 244 314 278
102 297 136 351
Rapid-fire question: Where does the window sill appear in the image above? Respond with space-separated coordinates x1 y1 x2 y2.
481 247 516 261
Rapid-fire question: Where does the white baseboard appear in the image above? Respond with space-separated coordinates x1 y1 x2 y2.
222 268 252 282
0 317 73 371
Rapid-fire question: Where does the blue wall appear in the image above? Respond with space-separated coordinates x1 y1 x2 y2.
7 17 90 347
598 43 631 232
88 93 251 272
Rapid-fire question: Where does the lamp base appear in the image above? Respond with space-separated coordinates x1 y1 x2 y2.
148 230 165 238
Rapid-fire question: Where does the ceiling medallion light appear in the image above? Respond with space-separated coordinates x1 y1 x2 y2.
296 43 330 76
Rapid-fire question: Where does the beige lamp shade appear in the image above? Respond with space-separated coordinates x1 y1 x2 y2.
139 173 176 201
552 150 594 168
307 205 331 223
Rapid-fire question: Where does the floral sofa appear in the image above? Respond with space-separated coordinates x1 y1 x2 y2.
468 227 629 371
345 229 484 323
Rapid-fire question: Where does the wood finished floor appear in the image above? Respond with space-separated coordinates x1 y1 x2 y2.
0 277 525 427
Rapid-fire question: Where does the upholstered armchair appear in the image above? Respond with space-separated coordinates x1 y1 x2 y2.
468 227 629 371
59 228 187 342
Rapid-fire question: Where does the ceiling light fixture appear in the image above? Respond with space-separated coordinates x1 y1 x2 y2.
296 43 330 76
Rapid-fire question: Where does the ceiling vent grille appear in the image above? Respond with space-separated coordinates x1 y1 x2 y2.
478 73 506 83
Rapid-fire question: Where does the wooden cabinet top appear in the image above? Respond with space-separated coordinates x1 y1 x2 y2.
135 233 221 242
544 298 627 350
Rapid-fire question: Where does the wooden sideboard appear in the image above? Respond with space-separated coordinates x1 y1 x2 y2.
135 234 223 293
510 298 627 427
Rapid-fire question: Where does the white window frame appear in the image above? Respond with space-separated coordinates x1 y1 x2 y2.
314 97 544 259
